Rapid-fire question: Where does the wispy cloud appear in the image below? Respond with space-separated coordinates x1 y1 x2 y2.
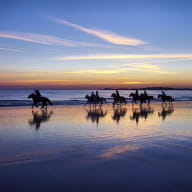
47 16 145 46
0 31 106 47
55 54 192 60
0 47 22 52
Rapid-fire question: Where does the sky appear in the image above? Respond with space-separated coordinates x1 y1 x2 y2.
0 0 192 89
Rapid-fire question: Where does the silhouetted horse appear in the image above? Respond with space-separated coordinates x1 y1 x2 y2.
140 93 154 104
111 93 127 106
129 92 145 104
28 93 53 109
85 95 106 107
158 94 174 104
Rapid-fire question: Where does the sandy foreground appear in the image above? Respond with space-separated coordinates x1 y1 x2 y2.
0 102 192 192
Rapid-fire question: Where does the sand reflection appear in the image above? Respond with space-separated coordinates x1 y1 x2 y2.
84 107 107 125
158 104 174 120
130 105 154 125
111 105 127 124
29 109 53 130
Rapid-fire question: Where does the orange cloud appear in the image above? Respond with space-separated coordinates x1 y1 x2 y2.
48 17 145 46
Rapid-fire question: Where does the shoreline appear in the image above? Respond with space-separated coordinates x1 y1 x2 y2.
0 100 192 109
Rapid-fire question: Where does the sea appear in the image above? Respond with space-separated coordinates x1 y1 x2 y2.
0 89 192 107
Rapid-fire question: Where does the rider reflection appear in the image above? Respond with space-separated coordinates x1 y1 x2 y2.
112 105 127 124
85 107 107 125
158 105 174 120
29 109 53 130
130 105 154 125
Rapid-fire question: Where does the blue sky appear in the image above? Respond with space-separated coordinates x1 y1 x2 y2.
0 0 192 88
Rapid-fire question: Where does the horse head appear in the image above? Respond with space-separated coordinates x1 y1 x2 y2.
129 92 134 97
28 93 36 99
85 95 89 99
111 93 116 98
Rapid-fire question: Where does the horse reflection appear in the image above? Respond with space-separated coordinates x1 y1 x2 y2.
130 105 154 125
111 106 127 124
158 105 174 120
29 109 53 130
85 107 107 125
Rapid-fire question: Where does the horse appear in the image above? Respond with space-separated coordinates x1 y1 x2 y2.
96 97 107 106
85 95 106 107
111 93 127 106
129 92 146 104
158 94 174 104
85 95 95 106
28 93 53 109
140 93 154 104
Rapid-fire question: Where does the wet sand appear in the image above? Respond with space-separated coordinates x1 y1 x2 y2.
0 102 192 192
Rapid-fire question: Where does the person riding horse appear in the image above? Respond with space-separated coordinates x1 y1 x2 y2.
96 91 99 100
162 91 166 96
28 89 52 109
144 90 148 97
116 90 120 98
35 89 42 99
135 89 139 97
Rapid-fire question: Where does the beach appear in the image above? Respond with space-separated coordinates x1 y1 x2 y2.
0 102 192 192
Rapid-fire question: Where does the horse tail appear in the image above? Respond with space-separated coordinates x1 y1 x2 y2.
47 98 53 105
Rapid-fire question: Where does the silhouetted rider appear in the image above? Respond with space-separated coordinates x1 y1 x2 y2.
162 91 166 96
35 89 42 99
144 90 148 97
91 91 96 100
135 89 139 97
116 89 120 98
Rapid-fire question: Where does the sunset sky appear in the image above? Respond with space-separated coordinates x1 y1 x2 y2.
0 0 192 89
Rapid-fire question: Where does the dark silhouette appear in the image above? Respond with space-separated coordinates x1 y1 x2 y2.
85 93 107 107
158 92 174 104
116 89 120 98
130 105 154 125
85 107 107 125
35 89 42 99
29 109 53 130
158 105 174 120
28 92 53 109
111 105 127 124
111 92 127 106
130 91 154 105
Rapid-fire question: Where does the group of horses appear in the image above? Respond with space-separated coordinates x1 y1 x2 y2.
28 90 174 109
85 91 174 107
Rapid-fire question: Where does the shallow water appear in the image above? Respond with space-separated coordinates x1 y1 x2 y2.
0 103 192 192
0 89 192 106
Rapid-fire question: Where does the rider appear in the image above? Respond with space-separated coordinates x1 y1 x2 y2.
96 91 99 98
91 91 96 100
35 89 42 99
135 89 139 97
116 89 120 98
144 90 148 97
162 91 166 96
